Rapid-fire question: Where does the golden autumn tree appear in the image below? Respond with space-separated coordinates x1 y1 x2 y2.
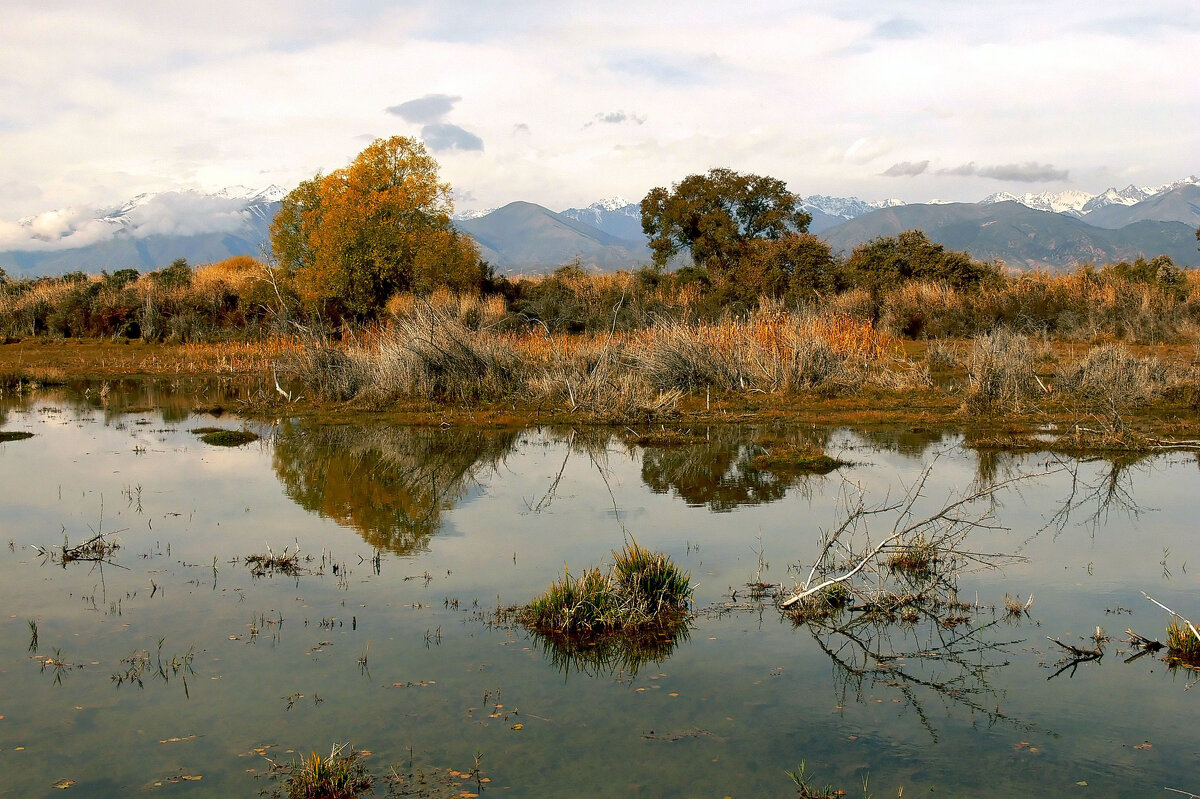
270 136 485 318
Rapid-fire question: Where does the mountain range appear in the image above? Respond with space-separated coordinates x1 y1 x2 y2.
1 179 1197 279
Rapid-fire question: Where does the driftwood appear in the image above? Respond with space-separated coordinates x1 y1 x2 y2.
1143 592 1200 643
780 466 1041 609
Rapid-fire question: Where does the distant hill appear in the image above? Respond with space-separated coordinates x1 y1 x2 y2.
1081 183 1200 230
0 188 281 278
3 177 1198 280
453 201 650 274
821 201 1200 269
558 198 646 242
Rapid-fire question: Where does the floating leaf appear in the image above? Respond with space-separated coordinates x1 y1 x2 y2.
52 779 75 789
512 723 524 730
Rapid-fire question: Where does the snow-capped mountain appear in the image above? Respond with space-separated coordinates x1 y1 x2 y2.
981 177 1200 218
981 189 1094 216
558 197 643 242
0 186 283 276
451 207 498 222
803 195 905 220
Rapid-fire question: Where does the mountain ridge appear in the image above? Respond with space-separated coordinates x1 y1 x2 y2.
3 178 1198 278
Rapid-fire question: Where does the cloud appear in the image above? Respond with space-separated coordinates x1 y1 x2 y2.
871 17 926 40
843 136 890 164
387 94 462 124
978 162 1069 182
881 160 930 177
584 110 646 128
939 161 1068 182
607 53 723 86
0 192 254 252
420 123 484 152
386 94 484 153
937 162 980 176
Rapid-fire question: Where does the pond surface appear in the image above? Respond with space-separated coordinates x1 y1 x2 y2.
1 381 1198 797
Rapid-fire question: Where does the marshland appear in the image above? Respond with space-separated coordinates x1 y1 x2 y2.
1 375 1199 797
3 155 1200 795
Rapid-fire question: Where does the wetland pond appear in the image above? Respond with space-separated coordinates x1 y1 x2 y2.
1 380 1198 797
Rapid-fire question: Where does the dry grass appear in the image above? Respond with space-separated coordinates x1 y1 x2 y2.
963 328 1039 413
1054 342 1179 412
1167 619 1200 662
277 306 906 418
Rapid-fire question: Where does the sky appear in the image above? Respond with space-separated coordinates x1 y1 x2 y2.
1 0 1197 227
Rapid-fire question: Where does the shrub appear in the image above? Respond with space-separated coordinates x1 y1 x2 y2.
963 328 1038 413
1055 342 1172 413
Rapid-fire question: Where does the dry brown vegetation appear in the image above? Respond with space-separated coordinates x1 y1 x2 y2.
3 259 1200 440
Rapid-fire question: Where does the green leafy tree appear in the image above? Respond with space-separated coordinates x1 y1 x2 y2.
640 168 811 273
846 230 996 291
270 136 485 318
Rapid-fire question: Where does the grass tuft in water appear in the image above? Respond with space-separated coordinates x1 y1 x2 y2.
886 537 939 575
268 743 375 799
0 431 34 442
752 444 849 476
515 543 692 674
192 427 259 446
1166 619 1200 662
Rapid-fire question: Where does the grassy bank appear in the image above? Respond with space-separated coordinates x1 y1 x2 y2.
3 259 1199 449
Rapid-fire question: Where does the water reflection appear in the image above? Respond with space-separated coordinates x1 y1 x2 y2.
271 419 518 555
0 376 252 425
527 624 692 679
637 427 834 512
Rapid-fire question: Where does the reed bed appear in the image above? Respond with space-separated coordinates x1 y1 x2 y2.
279 304 916 417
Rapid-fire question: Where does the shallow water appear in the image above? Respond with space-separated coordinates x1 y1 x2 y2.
1 381 1198 797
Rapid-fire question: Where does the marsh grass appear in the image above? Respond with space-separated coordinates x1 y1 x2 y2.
267 743 375 799
1167 620 1200 662
752 444 849 476
1055 342 1180 414
964 327 1039 413
517 543 692 658
193 428 259 446
886 537 939 575
246 545 307 577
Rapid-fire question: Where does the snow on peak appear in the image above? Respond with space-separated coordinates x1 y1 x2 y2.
981 189 1093 215
587 196 634 212
451 207 497 221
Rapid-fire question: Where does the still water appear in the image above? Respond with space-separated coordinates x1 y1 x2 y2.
0 380 1197 797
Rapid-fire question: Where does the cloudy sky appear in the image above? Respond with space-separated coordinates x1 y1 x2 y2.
2 0 1197 222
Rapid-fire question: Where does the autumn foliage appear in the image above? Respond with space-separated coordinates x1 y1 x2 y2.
270 136 485 319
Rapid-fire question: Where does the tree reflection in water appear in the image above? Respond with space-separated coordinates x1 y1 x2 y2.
636 426 837 512
272 419 519 555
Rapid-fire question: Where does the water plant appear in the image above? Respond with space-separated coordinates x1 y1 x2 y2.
521 541 691 637
752 443 849 476
515 542 692 674
786 761 842 798
191 426 260 446
266 743 374 799
246 544 306 577
886 537 939 575
1166 620 1200 662
0 431 34 442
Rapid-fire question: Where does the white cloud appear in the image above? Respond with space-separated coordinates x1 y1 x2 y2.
0 0 1196 219
0 192 255 252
